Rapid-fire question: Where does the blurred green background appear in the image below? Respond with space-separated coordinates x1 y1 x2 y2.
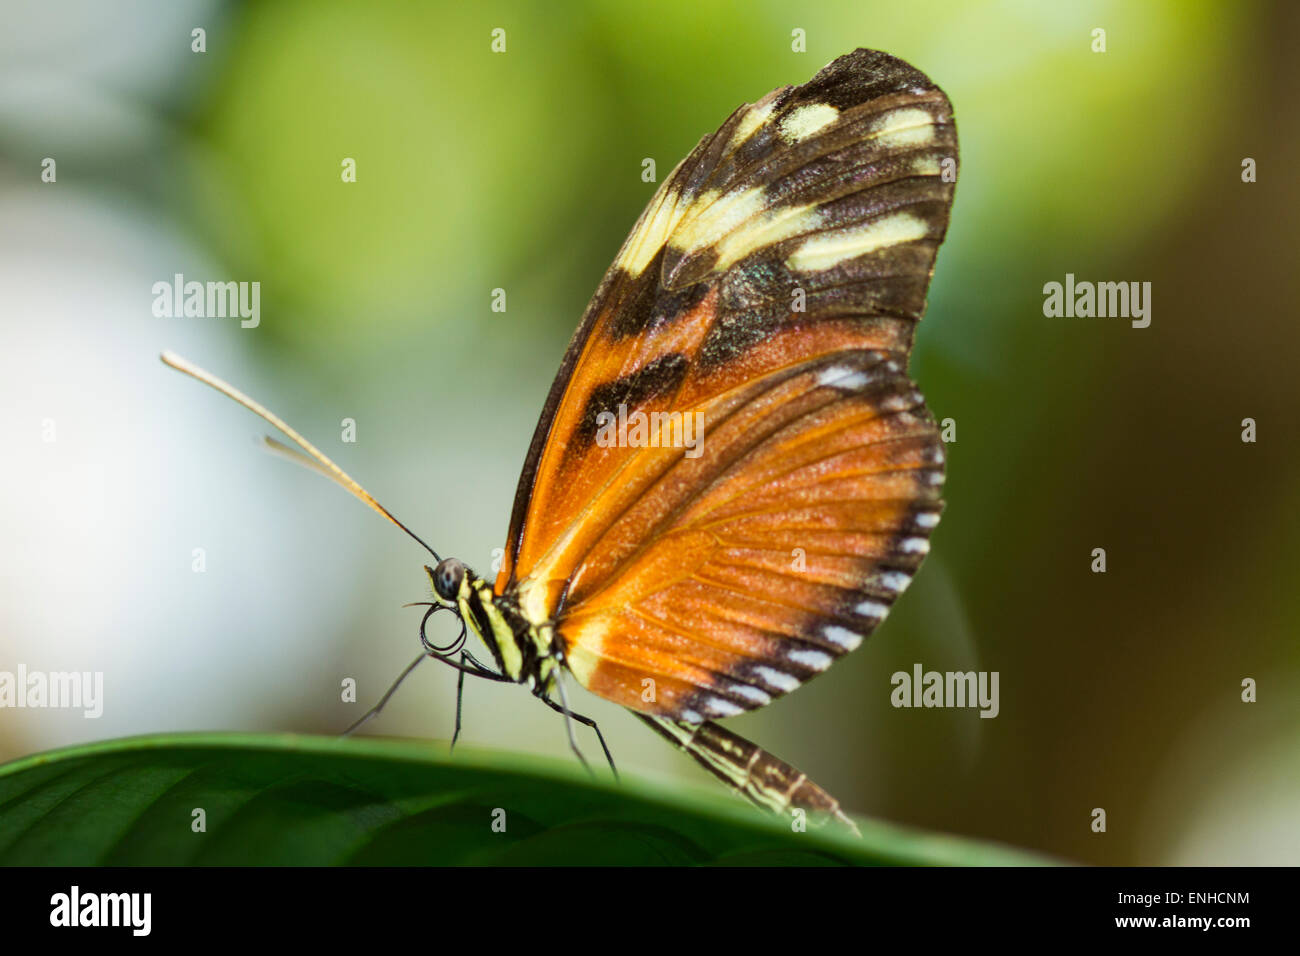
2 0 1296 865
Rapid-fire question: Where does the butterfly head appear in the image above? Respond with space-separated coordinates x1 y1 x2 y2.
430 557 469 604
423 558 534 684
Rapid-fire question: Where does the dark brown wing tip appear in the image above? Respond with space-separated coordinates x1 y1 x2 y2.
804 48 944 103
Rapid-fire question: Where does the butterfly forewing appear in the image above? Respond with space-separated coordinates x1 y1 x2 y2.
496 49 957 721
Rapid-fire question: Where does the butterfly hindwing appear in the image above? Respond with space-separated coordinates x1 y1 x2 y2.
556 350 943 718
496 48 957 721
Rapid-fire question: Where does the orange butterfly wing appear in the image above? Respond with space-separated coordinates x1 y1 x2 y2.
495 49 957 720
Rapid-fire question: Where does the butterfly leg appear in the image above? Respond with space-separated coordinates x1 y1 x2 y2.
346 617 511 741
451 651 468 752
341 651 428 737
536 688 618 779
446 648 513 750
542 675 590 773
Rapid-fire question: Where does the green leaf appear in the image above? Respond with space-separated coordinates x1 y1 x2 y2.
0 734 1048 866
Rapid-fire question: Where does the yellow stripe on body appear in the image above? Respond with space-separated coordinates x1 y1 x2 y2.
461 579 524 681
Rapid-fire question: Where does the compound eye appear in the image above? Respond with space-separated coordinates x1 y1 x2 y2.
432 558 465 602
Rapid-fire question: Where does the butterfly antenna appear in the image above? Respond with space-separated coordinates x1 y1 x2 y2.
160 350 441 562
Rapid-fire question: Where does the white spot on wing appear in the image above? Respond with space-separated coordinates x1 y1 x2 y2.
822 625 863 650
900 537 930 554
613 185 688 277
728 99 776 150
706 696 745 717
881 391 919 412
878 570 912 593
785 211 930 272
729 683 772 705
909 154 943 176
855 599 890 619
708 199 823 272
672 186 768 260
753 666 800 693
915 511 940 528
778 103 839 143
872 107 936 149
787 648 833 671
817 364 871 389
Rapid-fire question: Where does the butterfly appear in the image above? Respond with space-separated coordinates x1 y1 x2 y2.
164 47 957 832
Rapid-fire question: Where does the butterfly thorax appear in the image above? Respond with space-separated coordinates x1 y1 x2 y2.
428 560 557 691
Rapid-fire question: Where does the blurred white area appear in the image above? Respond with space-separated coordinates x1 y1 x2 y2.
0 183 361 750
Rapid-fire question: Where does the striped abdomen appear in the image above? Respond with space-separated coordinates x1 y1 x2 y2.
636 714 859 835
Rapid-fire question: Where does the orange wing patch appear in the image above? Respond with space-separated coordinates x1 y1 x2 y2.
558 352 942 718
